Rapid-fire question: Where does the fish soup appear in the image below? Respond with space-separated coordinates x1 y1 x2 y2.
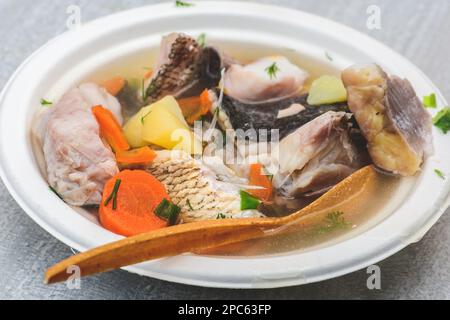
32 33 430 256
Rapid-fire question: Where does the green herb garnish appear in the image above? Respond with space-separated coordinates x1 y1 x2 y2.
197 33 206 47
435 169 446 180
49 186 64 200
325 51 333 61
423 93 437 108
433 107 450 134
103 179 122 210
265 62 280 80
240 190 261 210
40 98 53 106
175 0 194 7
186 199 194 211
141 78 148 101
315 212 350 235
216 213 227 219
155 199 181 226
141 110 152 124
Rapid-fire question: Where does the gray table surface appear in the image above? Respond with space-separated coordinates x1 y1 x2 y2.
1 0 449 300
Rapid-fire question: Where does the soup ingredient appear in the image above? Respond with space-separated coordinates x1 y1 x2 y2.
314 211 350 235
177 90 212 124
434 169 446 180
273 111 363 197
99 170 170 237
240 191 261 210
123 105 152 148
92 105 130 152
423 93 437 108
248 163 273 201
36 85 119 206
101 76 126 96
209 89 349 140
103 179 121 210
145 33 223 103
77 83 123 125
146 151 265 222
197 33 206 47
277 103 305 119
123 96 202 153
307 75 347 105
40 98 53 106
433 107 450 134
154 199 181 226
265 62 280 80
116 146 157 166
141 98 202 154
175 0 194 7
342 64 433 176
116 82 143 120
223 56 309 103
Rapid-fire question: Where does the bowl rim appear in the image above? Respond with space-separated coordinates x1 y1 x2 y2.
1 1 449 289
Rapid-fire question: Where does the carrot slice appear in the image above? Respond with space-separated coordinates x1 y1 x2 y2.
248 163 273 202
100 170 169 237
144 69 153 80
101 76 126 96
116 146 157 165
177 90 212 125
92 105 130 152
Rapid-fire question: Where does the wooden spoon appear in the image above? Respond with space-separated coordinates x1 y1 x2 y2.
45 165 376 284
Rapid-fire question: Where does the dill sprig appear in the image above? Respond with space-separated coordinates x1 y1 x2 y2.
265 62 280 80
315 212 350 235
197 33 206 47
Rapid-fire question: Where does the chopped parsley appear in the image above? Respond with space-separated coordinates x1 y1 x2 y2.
216 213 227 220
434 169 446 180
265 62 280 80
155 199 181 226
315 212 350 235
186 199 194 211
175 0 194 7
240 190 261 210
433 107 450 134
423 93 437 108
103 179 122 210
325 51 333 61
40 98 53 106
197 33 206 48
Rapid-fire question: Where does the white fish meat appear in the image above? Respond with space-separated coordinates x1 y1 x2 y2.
36 83 121 206
273 111 362 197
224 56 309 103
147 151 264 223
342 64 433 176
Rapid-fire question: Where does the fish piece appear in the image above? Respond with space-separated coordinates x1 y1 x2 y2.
209 89 349 140
273 111 363 197
342 64 433 176
38 85 120 206
78 83 123 125
223 56 309 103
146 151 264 222
145 33 223 103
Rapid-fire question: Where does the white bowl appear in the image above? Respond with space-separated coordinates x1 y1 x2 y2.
1 1 449 289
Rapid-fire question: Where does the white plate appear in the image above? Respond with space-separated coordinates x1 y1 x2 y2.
1 1 449 289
